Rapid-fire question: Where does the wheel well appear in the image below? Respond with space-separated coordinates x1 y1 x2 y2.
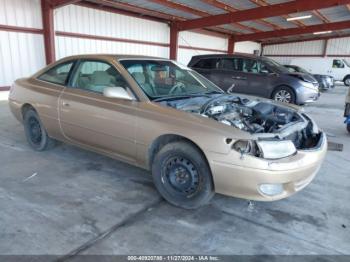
271 85 296 99
148 134 211 172
343 75 350 82
21 104 35 119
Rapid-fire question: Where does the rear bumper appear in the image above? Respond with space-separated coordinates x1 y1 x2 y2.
209 132 327 201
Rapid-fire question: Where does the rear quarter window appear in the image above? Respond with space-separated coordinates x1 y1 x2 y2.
38 61 74 85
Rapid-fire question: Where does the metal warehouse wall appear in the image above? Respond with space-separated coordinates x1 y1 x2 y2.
263 37 350 65
235 41 261 55
0 0 45 87
178 31 228 65
0 0 260 87
55 5 229 66
327 37 350 56
54 5 170 59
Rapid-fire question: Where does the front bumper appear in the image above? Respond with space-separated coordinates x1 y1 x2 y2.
209 132 327 201
295 86 320 104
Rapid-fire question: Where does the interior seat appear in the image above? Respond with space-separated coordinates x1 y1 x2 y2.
87 71 114 93
132 72 157 96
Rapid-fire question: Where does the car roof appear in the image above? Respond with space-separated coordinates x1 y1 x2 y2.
57 54 169 61
190 53 261 60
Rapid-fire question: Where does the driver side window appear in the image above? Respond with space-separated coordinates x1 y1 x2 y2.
333 59 344 69
72 60 129 94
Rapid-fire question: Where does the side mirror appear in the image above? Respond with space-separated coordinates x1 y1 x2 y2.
103 87 134 100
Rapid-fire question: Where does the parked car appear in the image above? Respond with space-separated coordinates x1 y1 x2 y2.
290 57 350 86
284 65 334 90
8 54 327 209
188 54 320 105
345 86 350 133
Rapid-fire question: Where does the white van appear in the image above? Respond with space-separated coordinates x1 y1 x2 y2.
289 57 350 85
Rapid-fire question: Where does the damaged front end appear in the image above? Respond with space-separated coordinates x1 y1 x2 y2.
161 94 323 160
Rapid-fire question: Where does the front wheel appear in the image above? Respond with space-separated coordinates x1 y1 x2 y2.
344 76 350 86
347 124 350 133
151 142 214 209
272 86 296 104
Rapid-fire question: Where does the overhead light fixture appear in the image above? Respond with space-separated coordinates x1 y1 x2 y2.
313 31 333 35
286 15 312 21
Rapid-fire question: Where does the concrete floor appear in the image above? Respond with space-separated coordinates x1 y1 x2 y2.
0 86 349 257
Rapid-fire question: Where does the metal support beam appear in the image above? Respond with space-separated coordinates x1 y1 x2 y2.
236 20 350 42
323 39 329 57
41 0 56 64
51 0 81 8
177 0 350 31
169 23 179 60
228 37 235 54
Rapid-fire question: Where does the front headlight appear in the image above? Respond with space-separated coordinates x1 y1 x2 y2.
301 81 318 90
256 140 296 159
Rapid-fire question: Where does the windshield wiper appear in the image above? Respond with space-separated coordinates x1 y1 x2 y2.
202 90 223 95
152 93 213 102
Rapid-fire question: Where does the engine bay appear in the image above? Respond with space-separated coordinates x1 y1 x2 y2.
160 94 321 150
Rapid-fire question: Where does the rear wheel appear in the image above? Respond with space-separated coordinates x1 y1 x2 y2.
151 142 214 209
23 109 56 151
272 86 296 104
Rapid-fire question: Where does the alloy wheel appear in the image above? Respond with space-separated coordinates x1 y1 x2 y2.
274 90 292 103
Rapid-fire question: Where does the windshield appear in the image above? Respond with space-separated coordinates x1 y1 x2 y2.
343 59 350 67
262 57 289 73
119 59 223 100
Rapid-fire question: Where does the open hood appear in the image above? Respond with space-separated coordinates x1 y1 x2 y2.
160 94 321 150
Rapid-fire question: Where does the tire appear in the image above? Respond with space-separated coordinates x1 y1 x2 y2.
23 109 56 151
272 86 296 104
347 124 350 133
344 76 350 86
151 142 214 209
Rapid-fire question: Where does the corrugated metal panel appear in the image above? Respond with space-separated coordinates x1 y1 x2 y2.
235 41 261 54
179 31 227 51
264 16 297 29
116 0 198 19
177 31 227 65
55 36 169 60
0 0 42 28
174 0 224 15
265 56 292 65
263 40 324 55
327 37 350 55
0 31 45 86
55 5 169 43
178 49 217 66
320 6 350 23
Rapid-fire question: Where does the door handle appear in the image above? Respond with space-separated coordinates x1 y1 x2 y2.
62 101 70 107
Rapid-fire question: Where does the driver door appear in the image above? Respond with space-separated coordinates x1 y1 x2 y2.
330 59 346 81
59 59 138 163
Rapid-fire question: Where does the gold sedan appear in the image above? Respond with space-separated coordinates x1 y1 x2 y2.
8 54 327 209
